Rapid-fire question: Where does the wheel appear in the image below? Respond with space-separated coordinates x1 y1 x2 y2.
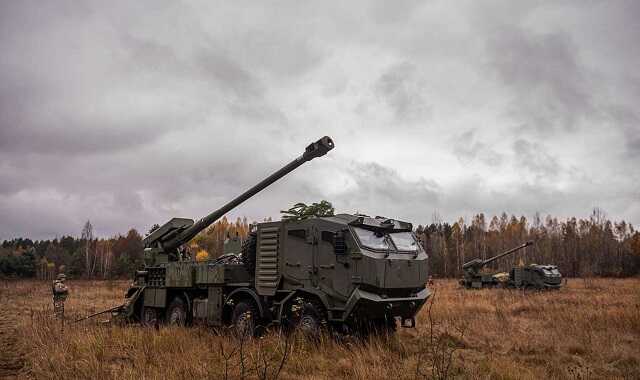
232 300 258 338
141 306 160 327
241 232 257 274
296 300 327 338
166 297 188 326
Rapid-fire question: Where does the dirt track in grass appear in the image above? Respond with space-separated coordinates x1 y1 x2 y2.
0 305 26 378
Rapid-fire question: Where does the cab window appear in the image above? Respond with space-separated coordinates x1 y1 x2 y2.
353 227 389 250
389 232 418 252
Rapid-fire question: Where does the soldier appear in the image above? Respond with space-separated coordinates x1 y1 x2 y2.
52 274 68 298
52 274 69 319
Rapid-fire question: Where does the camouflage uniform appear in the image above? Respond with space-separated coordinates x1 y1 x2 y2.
52 274 68 319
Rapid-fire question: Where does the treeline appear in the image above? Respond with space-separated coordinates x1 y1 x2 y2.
0 229 144 280
418 209 640 278
1 209 639 279
0 217 252 280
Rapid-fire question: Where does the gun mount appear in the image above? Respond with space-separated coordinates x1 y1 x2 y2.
143 136 334 264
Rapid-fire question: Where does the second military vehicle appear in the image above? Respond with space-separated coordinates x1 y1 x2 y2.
460 241 563 289
116 136 430 336
508 264 562 289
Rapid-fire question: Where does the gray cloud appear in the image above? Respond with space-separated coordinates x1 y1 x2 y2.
368 0 424 25
0 1 639 239
606 105 640 161
452 130 503 167
512 139 560 179
375 62 430 121
486 26 596 132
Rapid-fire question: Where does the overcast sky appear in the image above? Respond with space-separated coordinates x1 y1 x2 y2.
1 1 639 240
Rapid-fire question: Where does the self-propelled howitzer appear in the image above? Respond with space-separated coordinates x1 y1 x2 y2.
460 241 532 288
118 135 430 336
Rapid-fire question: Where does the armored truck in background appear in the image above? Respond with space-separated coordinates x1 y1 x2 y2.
460 241 562 290
508 264 562 289
460 242 533 289
118 136 430 335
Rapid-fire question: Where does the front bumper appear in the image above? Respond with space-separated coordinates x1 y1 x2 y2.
342 287 430 322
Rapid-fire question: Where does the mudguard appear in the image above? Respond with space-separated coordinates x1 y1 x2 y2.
226 287 265 318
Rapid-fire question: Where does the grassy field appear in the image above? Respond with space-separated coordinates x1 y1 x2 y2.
1 278 638 379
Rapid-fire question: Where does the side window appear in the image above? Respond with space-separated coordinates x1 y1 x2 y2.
321 231 334 244
287 229 306 239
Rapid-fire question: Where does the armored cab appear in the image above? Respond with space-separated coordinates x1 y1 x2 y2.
509 264 562 289
242 214 429 332
118 136 430 335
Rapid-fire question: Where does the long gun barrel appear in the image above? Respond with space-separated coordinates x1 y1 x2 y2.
144 136 335 253
481 241 533 267
462 241 533 272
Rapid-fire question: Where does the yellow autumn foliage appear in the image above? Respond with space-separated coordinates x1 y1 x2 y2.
195 250 209 262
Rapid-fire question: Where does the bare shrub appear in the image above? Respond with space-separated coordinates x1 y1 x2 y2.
416 291 467 380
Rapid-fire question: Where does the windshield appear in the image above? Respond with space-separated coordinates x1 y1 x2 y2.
389 232 419 251
353 227 390 250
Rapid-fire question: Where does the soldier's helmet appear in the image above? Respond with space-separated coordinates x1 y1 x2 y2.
57 274 66 281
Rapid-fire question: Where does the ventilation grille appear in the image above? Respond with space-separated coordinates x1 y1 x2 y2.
147 267 166 287
256 226 279 296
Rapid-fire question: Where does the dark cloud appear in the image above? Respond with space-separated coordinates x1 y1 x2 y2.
0 113 174 156
0 1 638 239
606 105 640 161
485 25 595 132
452 130 503 167
512 139 560 179
197 50 264 101
375 62 430 121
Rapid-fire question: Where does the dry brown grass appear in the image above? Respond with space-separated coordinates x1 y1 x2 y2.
1 278 638 379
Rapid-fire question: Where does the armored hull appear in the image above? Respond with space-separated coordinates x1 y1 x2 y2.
121 214 430 333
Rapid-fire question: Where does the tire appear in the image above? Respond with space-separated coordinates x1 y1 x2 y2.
232 300 258 338
296 300 327 338
241 232 257 274
166 297 188 326
141 306 160 327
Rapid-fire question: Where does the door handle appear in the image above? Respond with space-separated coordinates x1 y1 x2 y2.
285 261 301 267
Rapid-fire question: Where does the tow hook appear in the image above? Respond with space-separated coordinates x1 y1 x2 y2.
401 317 416 328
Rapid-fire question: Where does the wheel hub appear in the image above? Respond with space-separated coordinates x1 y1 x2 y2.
169 308 184 325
